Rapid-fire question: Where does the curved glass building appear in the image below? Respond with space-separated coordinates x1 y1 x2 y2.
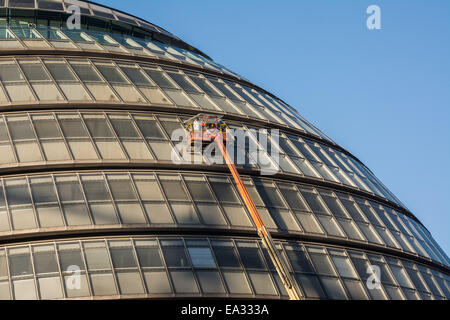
0 0 448 300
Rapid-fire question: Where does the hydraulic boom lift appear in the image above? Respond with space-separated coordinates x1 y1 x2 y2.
184 114 301 300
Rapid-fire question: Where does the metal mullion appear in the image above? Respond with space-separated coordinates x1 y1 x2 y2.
51 112 74 161
100 173 123 225
181 238 202 295
156 238 176 295
103 113 132 162
37 57 68 101
24 176 40 229
325 249 351 300
202 175 232 227
2 245 13 300
6 27 27 49
104 239 123 297
62 58 96 101
128 113 157 160
88 60 123 103
50 242 66 299
78 240 94 298
382 256 407 299
0 77 10 103
13 58 40 102
49 174 68 228
344 249 372 299
25 113 46 163
301 245 328 297
129 238 148 294
77 112 103 160
1 115 19 164
0 180 13 232
273 181 301 230
74 173 95 226
153 174 177 224
126 172 151 225
153 115 185 162
231 239 256 296
178 174 204 225
27 244 40 300
255 239 282 297
28 27 53 48
205 238 228 295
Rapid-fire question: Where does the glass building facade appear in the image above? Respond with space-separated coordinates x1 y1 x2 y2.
0 0 448 300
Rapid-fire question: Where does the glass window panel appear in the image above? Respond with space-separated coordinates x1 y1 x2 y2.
89 203 119 225
96 65 127 83
295 211 323 234
157 178 187 201
5 180 31 205
248 272 277 295
4 83 35 102
320 277 347 300
296 274 326 299
9 249 33 277
82 179 110 201
187 247 215 268
285 248 314 273
162 246 189 267
84 245 111 270
116 272 145 295
167 72 200 93
389 265 413 289
36 206 64 228
58 247 84 272
30 180 57 203
11 208 36 230
331 255 357 278
143 271 171 294
279 186 309 211
237 243 265 270
62 273 88 298
209 179 240 204
148 141 174 160
170 203 199 225
317 215 344 237
136 247 163 268
33 251 58 274
120 67 152 85
196 271 225 294
45 63 77 81
0 281 10 300
143 69 177 89
108 178 136 200
62 204 91 226
144 203 173 224
222 205 252 227
15 141 42 162
196 204 227 226
12 279 37 300
269 208 299 231
116 203 146 224
71 64 102 82
135 119 165 140
170 270 199 293
212 244 240 268
90 273 117 296
20 64 50 81
184 180 214 201
0 64 24 82
110 247 137 268
308 251 336 276
301 191 328 214
222 271 251 294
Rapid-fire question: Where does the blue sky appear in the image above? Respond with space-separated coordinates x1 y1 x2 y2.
99 0 450 255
